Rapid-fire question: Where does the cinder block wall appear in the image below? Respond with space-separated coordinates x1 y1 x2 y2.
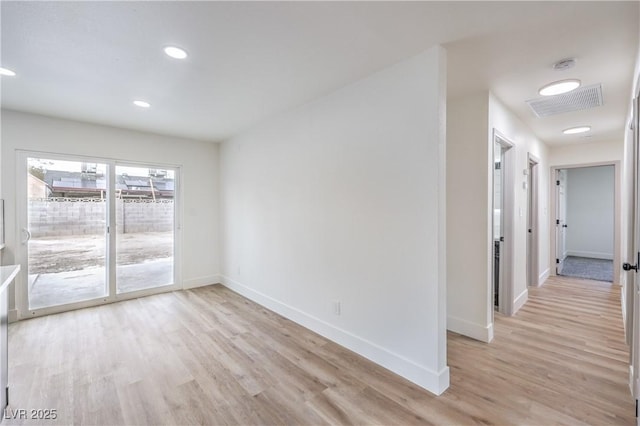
28 199 174 237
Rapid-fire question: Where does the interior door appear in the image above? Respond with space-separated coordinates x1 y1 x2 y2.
629 94 640 408
556 169 568 274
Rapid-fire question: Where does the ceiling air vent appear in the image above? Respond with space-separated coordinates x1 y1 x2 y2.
526 84 603 117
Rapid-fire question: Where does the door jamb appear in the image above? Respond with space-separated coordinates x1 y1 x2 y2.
492 129 515 317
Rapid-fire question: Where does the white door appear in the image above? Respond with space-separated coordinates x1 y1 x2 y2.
628 94 640 416
556 169 568 274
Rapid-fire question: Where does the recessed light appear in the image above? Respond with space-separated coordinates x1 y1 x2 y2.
563 126 591 135
164 46 188 59
133 100 151 108
0 67 16 77
539 79 581 96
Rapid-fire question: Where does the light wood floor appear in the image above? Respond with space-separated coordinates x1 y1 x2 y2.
7 275 635 425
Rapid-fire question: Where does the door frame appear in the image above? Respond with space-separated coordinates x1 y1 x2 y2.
492 130 515 317
15 149 183 319
555 169 568 275
628 91 640 402
549 161 621 285
527 153 540 287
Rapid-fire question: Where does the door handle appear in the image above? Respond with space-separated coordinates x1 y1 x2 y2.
22 228 31 244
562 224 568 228
624 252 640 272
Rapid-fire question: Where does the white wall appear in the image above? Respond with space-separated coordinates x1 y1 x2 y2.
446 93 491 341
566 166 614 259
550 140 623 166
446 91 550 343
219 46 449 395
1 110 221 317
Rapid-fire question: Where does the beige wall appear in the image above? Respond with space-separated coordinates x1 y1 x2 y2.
550 140 623 166
27 174 48 198
446 93 492 342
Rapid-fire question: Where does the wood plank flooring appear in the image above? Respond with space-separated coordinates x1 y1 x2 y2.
6 275 635 425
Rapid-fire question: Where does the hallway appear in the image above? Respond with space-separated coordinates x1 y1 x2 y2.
448 275 634 424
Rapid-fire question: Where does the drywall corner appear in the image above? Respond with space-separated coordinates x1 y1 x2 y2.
446 92 492 341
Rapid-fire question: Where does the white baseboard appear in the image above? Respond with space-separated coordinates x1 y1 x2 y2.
220 275 449 395
566 250 613 260
513 289 528 313
538 268 550 286
183 275 221 290
8 309 18 324
447 316 493 343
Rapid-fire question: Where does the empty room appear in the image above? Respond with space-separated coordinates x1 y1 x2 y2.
1 1 640 425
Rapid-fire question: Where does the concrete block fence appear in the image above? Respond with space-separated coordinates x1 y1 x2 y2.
28 198 174 237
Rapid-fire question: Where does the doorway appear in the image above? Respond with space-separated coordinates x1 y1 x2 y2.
17 152 180 317
555 165 615 283
492 131 515 315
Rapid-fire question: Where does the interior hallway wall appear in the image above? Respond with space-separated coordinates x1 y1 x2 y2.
446 91 550 343
566 166 615 260
219 46 449 395
488 94 550 313
446 93 491 342
550 140 623 166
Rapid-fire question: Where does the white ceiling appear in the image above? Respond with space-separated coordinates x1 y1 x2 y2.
1 1 638 146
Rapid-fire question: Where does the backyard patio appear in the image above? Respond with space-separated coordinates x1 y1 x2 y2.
28 231 173 309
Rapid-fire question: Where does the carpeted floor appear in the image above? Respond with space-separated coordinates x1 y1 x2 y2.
560 256 613 282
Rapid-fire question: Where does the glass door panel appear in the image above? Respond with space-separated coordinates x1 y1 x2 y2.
27 157 108 310
115 165 175 294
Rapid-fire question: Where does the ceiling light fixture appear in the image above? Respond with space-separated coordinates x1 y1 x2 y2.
0 67 16 77
133 100 151 108
539 79 581 96
164 46 188 59
563 126 591 135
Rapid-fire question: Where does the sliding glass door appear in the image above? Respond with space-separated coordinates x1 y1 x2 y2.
26 157 108 310
115 165 175 294
20 152 179 315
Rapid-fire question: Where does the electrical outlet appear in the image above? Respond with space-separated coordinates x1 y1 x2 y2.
333 300 341 316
